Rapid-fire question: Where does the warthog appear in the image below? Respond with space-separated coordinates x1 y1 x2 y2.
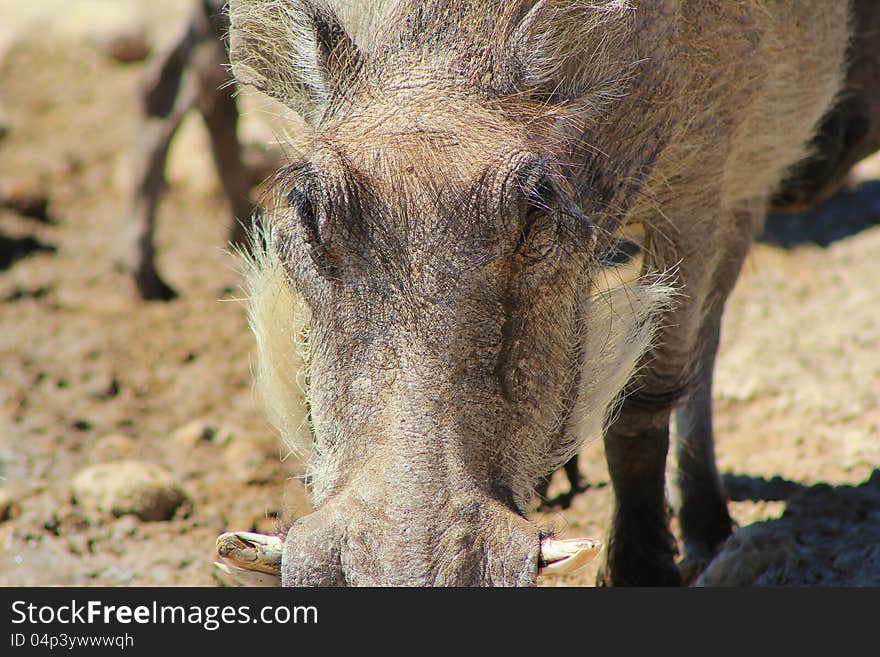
217 0 879 586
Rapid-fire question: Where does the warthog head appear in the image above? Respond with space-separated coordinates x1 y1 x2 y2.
231 0 673 585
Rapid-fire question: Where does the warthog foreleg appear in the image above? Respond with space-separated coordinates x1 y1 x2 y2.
599 401 682 586
194 46 257 248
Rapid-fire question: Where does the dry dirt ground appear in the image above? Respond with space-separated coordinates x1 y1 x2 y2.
1 2 878 587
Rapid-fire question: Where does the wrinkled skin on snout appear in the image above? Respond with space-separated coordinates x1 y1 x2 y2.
273 109 596 586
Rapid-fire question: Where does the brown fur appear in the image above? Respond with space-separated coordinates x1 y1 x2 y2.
772 0 880 212
228 1 868 586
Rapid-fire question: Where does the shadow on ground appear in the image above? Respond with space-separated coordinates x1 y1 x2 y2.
762 180 880 247
722 473 808 502
0 233 55 271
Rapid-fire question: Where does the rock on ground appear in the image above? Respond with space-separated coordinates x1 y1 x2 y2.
71 461 188 522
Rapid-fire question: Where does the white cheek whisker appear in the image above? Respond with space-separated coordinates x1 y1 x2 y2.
238 222 319 486
552 267 679 472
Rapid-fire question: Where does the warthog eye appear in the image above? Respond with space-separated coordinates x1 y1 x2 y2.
517 174 558 262
287 187 322 247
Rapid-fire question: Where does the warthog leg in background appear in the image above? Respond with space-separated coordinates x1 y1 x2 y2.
120 0 257 300
535 455 587 509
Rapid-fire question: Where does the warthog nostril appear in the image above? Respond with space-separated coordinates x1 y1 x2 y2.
279 508 347 587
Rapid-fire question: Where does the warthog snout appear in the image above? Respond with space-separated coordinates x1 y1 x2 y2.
280 485 541 586
216 510 601 586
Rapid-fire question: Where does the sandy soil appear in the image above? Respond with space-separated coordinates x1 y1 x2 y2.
1 2 878 587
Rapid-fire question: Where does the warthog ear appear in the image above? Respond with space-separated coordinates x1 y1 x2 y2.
228 0 359 122
501 0 634 103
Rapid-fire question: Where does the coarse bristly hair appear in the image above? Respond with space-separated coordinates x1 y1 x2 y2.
568 270 678 454
239 220 315 476
229 0 637 125
501 267 679 511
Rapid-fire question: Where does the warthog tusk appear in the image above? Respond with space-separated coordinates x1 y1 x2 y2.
538 537 603 577
215 531 283 587
214 561 281 587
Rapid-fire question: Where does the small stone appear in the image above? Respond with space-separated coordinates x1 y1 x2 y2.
78 10 151 63
223 436 281 485
71 461 187 522
104 32 150 64
169 419 233 449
